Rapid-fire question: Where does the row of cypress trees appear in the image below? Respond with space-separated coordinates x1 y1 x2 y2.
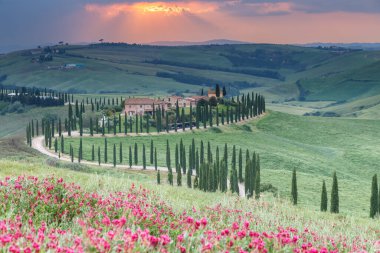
291 170 340 214
0 87 69 106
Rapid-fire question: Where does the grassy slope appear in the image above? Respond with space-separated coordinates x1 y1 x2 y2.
0 157 378 248
1 44 380 117
61 111 380 217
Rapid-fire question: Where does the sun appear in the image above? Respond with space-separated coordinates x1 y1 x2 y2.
135 3 190 15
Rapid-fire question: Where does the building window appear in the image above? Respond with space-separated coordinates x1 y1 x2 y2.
140 105 142 108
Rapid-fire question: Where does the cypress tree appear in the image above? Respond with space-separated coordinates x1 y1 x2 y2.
175 144 179 173
189 104 193 130
70 145 74 163
330 172 339 213
142 144 146 169
154 148 158 170
58 118 61 137
135 114 138 134
187 165 192 188
238 148 243 183
78 138 83 163
177 165 182 186
104 138 108 163
157 170 161 184
60 135 64 153
54 138 58 153
79 114 83 136
129 146 132 168
90 117 93 136
119 113 122 133
232 145 236 171
113 115 117 135
291 169 298 205
91 144 95 161
124 112 127 135
36 120 39 136
166 140 171 172
182 145 187 174
146 114 149 133
254 155 260 199
98 146 101 165
150 140 154 164
233 168 239 195
134 143 138 165
102 117 105 136
181 107 185 131
321 180 328 212
370 174 378 218
200 141 204 164
119 142 123 163
113 143 116 167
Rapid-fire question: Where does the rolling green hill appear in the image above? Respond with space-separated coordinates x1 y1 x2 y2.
1 43 380 117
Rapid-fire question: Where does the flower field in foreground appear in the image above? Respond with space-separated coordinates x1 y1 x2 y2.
0 176 379 252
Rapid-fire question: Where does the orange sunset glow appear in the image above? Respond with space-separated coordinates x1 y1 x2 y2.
1 0 380 50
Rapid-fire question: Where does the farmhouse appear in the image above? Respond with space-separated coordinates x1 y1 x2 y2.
207 88 223 98
124 98 168 116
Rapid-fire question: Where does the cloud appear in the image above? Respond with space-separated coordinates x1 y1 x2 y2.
84 1 218 19
1 0 380 52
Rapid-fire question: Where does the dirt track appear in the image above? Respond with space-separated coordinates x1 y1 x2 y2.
30 115 266 196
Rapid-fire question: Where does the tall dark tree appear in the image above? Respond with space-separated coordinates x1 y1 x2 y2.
177 165 182 186
104 138 108 163
238 148 243 183
54 138 58 153
90 118 93 136
98 146 101 166
215 84 221 98
291 169 298 205
113 143 116 167
119 142 123 163
222 86 227 97
134 143 138 165
187 165 192 188
142 144 146 169
91 144 95 161
119 113 122 133
254 155 260 199
150 140 154 164
78 138 83 163
60 135 64 154
330 172 339 214
113 115 117 135
370 174 379 218
157 170 161 185
321 180 328 212
129 146 132 168
154 147 158 170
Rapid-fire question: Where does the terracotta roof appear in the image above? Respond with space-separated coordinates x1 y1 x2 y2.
125 98 165 105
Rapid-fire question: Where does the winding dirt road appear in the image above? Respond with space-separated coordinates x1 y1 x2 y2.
31 115 265 196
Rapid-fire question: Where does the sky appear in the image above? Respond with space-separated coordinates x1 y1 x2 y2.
1 0 380 52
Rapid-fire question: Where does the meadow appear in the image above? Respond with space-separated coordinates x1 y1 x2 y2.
0 159 379 252
59 111 380 217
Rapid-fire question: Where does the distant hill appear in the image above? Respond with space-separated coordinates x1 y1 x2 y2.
147 39 247 46
0 42 380 117
300 43 380 51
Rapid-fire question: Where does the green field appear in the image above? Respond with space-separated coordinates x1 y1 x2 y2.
58 111 380 217
1 44 380 117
